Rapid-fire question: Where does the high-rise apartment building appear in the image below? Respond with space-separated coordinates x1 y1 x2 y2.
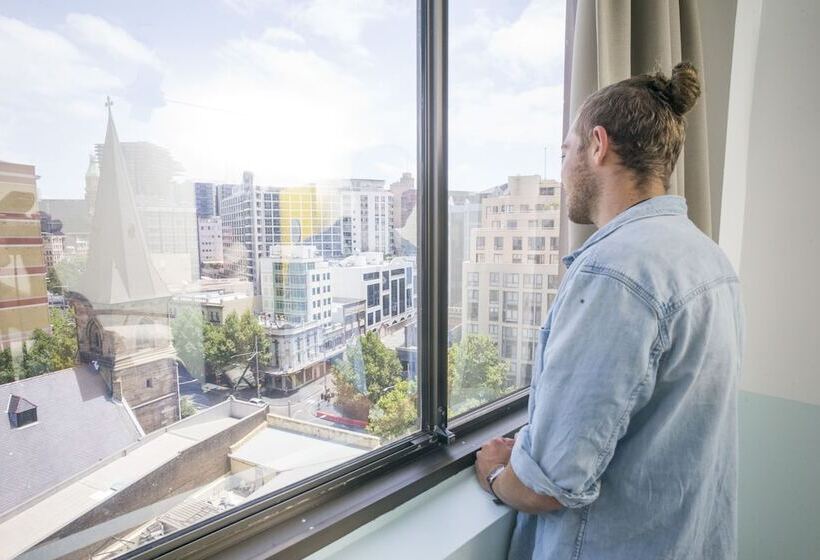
0 162 49 350
218 176 394 289
461 175 561 387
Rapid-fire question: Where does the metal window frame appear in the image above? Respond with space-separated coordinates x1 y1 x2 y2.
77 3 533 559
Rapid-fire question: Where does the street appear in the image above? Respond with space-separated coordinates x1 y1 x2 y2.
178 369 351 429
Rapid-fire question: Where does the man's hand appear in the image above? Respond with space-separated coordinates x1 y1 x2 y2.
475 437 515 492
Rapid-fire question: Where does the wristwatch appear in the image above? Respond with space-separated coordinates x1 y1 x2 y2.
486 464 505 504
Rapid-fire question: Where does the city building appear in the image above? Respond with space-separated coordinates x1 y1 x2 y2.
461 175 561 387
69 106 180 434
337 178 393 255
197 215 224 266
170 290 254 325
390 172 416 255
194 181 217 217
40 232 64 269
93 141 199 288
331 253 416 332
448 190 482 308
38 199 90 257
0 161 50 351
218 176 395 289
259 246 332 327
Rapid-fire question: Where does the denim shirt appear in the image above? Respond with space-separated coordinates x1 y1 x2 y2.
508 195 744 560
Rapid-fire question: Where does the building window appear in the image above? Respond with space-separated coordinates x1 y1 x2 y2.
528 236 546 250
476 237 485 250
489 272 500 286
468 272 479 286
548 275 559 289
512 237 523 251
494 237 503 250
504 273 519 287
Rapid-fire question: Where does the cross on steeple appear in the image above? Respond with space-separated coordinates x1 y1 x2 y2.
105 96 114 112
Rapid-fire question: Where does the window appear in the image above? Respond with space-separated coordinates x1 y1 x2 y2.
504 273 519 287
551 236 560 251
476 236 485 250
524 273 543 289
528 236 546 250
548 275 560 289
4 1 566 556
489 290 499 304
494 236 504 250
512 237 523 250
366 284 380 308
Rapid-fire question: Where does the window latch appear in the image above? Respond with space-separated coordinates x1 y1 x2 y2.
434 425 456 446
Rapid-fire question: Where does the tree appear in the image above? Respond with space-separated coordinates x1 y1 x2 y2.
23 309 79 377
367 380 417 440
332 332 409 433
203 311 270 382
180 397 197 419
172 307 206 379
447 334 507 416
0 348 14 385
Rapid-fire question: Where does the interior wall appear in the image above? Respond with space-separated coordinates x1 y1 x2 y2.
722 0 820 558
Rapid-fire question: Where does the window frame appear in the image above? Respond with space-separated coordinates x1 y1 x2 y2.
116 2 545 558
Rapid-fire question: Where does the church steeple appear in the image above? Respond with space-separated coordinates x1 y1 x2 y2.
78 99 169 304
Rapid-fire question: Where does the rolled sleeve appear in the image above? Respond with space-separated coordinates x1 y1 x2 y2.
511 425 600 508
511 269 661 509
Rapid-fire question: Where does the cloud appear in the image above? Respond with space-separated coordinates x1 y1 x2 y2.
260 27 305 45
65 13 162 69
488 0 565 83
147 31 408 186
285 0 394 44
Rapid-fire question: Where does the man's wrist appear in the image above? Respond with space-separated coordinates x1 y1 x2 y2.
486 464 506 504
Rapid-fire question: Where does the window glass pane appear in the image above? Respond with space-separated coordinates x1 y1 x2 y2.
448 0 565 417
0 2 417 557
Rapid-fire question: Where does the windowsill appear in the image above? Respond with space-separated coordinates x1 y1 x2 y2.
186 405 528 560
306 467 516 560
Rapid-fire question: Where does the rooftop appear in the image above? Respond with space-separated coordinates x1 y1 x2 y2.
0 366 143 516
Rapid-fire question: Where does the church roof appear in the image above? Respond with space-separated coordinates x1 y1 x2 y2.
76 102 169 305
0 366 143 515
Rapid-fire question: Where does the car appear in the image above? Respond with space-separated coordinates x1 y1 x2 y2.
248 398 266 406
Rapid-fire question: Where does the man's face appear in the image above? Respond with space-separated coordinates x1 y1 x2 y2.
561 128 599 225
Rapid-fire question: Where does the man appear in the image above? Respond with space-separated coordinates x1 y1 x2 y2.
475 62 744 559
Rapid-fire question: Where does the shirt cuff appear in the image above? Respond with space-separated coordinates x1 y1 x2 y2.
510 427 600 509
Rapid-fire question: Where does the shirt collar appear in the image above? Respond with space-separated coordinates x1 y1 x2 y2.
562 195 688 267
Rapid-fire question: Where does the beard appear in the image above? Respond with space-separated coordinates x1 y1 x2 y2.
566 158 600 225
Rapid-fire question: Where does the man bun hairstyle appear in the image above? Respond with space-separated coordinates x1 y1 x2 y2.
575 61 702 190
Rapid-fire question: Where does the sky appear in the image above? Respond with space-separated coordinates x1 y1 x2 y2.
0 0 564 198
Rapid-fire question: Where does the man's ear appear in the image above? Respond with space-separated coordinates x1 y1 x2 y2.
590 125 610 166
